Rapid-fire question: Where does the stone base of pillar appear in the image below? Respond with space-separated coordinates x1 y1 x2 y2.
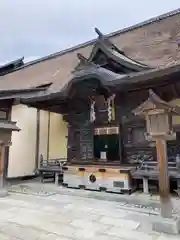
0 175 8 197
160 198 173 218
0 188 8 197
142 177 149 194
55 173 59 185
152 217 180 235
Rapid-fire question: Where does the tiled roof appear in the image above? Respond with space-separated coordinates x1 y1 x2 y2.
5 8 180 72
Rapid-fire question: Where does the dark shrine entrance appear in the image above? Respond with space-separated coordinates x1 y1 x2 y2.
94 134 119 161
94 126 120 162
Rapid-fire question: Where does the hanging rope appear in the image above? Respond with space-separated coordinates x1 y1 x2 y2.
89 97 96 122
107 94 116 122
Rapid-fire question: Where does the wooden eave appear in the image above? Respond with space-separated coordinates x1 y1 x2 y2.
20 62 180 113
0 86 49 101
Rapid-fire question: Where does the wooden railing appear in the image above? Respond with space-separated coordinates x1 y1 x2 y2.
132 158 180 180
37 155 67 183
139 160 177 172
39 155 67 169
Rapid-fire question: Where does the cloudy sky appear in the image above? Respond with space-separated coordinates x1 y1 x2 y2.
0 0 180 64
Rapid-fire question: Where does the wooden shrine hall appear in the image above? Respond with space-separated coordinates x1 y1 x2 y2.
2 27 180 194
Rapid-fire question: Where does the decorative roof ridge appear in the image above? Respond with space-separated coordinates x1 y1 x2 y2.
95 35 151 69
0 57 24 68
94 28 152 69
73 53 100 73
95 28 125 54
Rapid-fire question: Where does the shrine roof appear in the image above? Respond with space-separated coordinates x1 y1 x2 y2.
0 57 24 76
0 8 179 93
89 28 151 71
73 53 125 82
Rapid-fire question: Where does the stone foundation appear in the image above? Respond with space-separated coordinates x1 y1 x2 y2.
63 165 135 193
152 216 180 235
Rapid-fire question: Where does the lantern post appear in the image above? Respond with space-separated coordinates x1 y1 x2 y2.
133 89 180 218
0 120 20 197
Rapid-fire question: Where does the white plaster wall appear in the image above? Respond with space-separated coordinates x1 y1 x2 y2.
49 113 68 159
8 104 37 178
7 106 68 177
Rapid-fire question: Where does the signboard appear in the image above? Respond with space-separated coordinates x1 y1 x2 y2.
94 126 119 135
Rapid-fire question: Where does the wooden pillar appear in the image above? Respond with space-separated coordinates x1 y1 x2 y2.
35 109 40 169
4 106 12 180
156 138 172 218
0 144 5 189
118 125 123 164
3 147 9 181
47 111 50 160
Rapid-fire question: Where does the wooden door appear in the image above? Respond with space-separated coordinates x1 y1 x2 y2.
67 126 80 161
80 126 94 161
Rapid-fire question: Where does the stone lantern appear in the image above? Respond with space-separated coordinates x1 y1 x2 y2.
132 89 180 234
0 120 20 197
133 90 178 139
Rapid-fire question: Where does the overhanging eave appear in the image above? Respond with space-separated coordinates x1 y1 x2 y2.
21 63 180 110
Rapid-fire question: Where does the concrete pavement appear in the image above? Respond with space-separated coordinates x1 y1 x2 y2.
0 187 180 239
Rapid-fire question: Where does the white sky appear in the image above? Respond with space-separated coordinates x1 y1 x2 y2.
0 0 180 63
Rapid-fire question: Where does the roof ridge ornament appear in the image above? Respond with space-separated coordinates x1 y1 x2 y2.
72 53 99 73
94 27 125 55
77 53 90 64
95 28 105 40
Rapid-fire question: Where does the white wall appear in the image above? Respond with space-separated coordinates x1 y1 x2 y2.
7 105 68 178
8 104 37 178
49 112 68 159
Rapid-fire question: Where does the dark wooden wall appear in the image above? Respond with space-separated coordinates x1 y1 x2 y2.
115 90 156 165
65 81 180 166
